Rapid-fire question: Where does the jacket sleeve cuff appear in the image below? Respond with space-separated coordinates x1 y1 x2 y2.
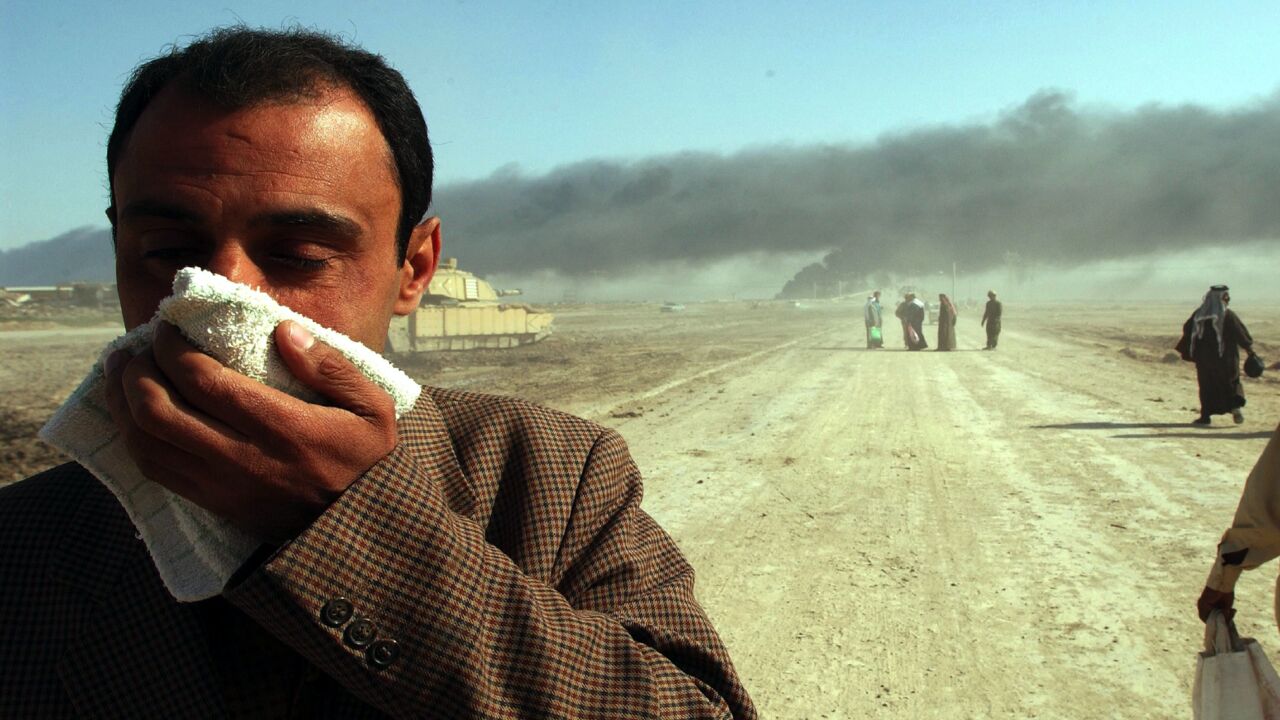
221 442 488 713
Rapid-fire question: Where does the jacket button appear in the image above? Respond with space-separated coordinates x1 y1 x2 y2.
320 597 354 627
344 617 378 649
367 639 400 669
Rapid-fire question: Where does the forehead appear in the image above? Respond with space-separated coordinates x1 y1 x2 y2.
113 83 398 202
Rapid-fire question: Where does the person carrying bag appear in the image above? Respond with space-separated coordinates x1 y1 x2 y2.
1198 423 1280 717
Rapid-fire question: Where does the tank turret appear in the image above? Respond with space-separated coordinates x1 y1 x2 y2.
386 258 554 352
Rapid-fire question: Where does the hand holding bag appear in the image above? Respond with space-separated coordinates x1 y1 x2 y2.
1245 352 1266 379
1194 610 1280 719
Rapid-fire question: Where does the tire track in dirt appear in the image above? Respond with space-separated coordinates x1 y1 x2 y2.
572 329 832 423
611 332 1035 717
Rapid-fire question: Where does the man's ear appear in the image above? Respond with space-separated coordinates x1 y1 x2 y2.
105 206 118 246
393 216 441 315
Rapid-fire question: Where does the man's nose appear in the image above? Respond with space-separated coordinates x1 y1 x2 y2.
202 244 264 287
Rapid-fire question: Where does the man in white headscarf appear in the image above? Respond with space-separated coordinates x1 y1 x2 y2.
1176 285 1257 425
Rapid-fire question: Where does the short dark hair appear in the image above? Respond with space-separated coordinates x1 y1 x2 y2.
106 26 432 262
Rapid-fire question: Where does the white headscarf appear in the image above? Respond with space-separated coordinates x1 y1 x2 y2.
1191 286 1228 357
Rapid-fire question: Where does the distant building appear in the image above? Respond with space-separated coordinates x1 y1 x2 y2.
0 282 117 307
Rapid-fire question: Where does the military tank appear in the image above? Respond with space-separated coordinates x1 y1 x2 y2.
385 258 554 352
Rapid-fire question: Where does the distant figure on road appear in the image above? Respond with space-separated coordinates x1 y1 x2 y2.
894 296 909 348
1177 284 1257 425
896 293 928 351
864 290 883 349
1197 421 1280 624
981 290 1003 350
936 294 958 351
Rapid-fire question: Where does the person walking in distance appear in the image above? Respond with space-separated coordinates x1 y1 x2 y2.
896 293 928 351
909 294 928 350
1176 284 1258 425
936 293 958 351
894 294 911 349
864 290 884 348
981 290 1002 350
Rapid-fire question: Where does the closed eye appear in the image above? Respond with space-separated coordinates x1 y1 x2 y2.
271 253 332 270
143 247 202 261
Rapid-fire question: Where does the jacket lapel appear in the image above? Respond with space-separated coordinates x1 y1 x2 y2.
53 480 225 719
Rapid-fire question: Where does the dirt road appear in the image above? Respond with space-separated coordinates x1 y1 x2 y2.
555 304 1280 718
3 302 1278 718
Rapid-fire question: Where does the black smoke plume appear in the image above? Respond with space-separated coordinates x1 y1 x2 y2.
435 90 1280 296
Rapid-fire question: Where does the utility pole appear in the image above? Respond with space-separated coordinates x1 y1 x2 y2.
952 262 957 299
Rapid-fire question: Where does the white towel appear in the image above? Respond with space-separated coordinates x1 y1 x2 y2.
39 267 422 602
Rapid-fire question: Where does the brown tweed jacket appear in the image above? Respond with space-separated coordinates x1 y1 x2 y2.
0 386 755 719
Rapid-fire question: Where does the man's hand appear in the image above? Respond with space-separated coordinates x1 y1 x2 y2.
1197 586 1235 622
104 320 398 542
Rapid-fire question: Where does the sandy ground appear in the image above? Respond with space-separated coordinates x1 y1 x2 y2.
3 300 1280 718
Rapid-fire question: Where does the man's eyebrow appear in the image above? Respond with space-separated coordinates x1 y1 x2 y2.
119 200 203 224
253 210 364 239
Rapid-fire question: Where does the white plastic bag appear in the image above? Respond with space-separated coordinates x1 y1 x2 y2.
1194 611 1280 720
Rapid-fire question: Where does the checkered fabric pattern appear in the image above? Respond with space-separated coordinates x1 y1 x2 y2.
0 386 755 718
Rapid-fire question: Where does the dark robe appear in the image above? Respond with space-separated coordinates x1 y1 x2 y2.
894 301 910 349
895 301 928 351
1178 309 1254 416
982 299 1003 348
937 302 957 351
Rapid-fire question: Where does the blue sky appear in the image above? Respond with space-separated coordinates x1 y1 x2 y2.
2 0 1278 250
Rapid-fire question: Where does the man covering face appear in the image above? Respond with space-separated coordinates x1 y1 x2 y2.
0 27 754 719
102 66 442 542
111 84 439 346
